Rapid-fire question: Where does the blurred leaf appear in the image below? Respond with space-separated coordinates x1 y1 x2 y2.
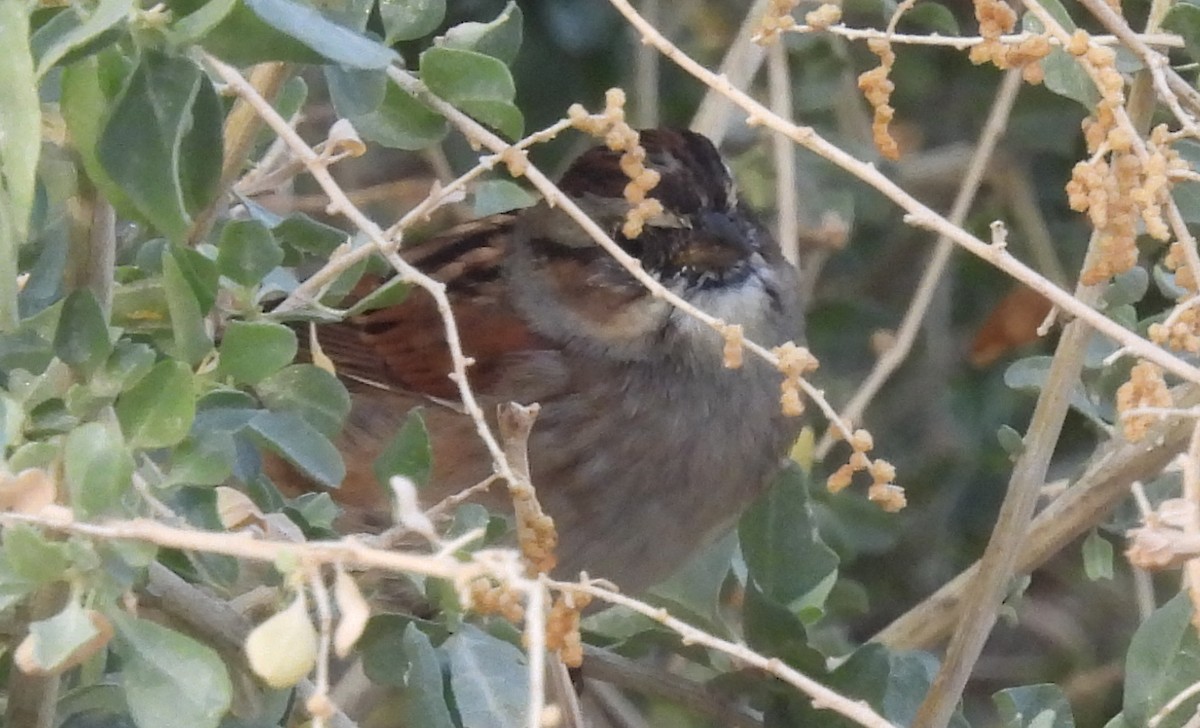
65 422 134 517
444 624 528 728
395 624 455 727
116 360 196 449
113 612 232 728
350 81 448 150
325 65 387 117
374 408 432 487
420 47 522 139
32 0 132 78
381 0 445 43
98 52 222 243
16 601 111 676
342 276 411 315
1173 180 1200 224
1082 529 1113 581
54 290 112 376
648 532 735 632
248 410 344 488
997 425 1025 459
96 341 157 396
217 320 297 385
217 220 283 287
0 0 40 242
170 245 219 315
273 213 348 257
437 2 523 64
162 246 213 366
739 463 838 609
1103 267 1149 309
167 0 237 45
1004 356 1104 425
243 0 397 69
167 430 236 487
473 179 536 216
743 583 825 672
361 614 415 686
899 3 958 35
3 524 70 584
1164 2 1200 64
994 684 1075 727
256 364 350 438
0 327 54 374
1124 593 1200 727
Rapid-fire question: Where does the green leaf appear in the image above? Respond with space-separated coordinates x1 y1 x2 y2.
381 0 445 43
218 320 297 385
996 424 1025 459
1022 4 1098 109
217 220 284 287
0 0 41 242
248 410 345 488
167 429 236 487
3 524 71 584
98 52 222 242
116 360 196 449
32 0 133 78
473 179 536 216
325 66 388 117
162 246 213 366
900 2 958 35
256 364 350 438
743 582 826 672
1081 529 1113 581
739 463 838 609
113 612 232 728
1104 266 1149 309
60 54 139 220
437 2 523 65
350 81 448 151
343 276 411 315
1124 594 1200 727
374 409 432 487
1164 3 1200 64
168 0 237 46
244 0 398 69
647 532 735 632
419 47 522 138
19 600 108 675
994 684 1075 728
444 624 528 728
273 213 348 257
394 624 455 727
54 290 112 375
65 422 135 517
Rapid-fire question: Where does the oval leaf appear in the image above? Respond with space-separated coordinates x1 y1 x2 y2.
218 320 297 385
116 359 196 449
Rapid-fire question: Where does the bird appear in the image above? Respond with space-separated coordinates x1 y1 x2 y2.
268 128 806 594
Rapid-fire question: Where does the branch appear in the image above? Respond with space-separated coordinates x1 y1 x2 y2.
607 0 1200 388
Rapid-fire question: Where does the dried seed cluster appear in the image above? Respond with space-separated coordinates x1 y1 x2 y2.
968 0 1050 84
543 592 592 667
774 342 820 416
857 38 900 161
721 323 745 369
1150 243 1200 352
1115 361 1172 442
805 4 842 30
467 576 526 624
826 429 905 512
512 488 559 576
754 0 800 44
568 89 663 239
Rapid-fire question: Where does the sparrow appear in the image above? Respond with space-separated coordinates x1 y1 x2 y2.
269 128 805 594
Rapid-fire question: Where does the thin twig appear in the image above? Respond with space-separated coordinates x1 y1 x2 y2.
787 25 1182 49
607 0 1200 388
815 69 1024 458
767 42 799 265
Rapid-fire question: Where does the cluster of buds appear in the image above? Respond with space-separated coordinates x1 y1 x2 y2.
542 591 592 667
721 323 745 369
466 575 526 624
774 341 820 416
568 89 663 238
857 38 900 161
826 428 905 512
968 0 1050 84
1115 361 1172 442
513 494 559 576
1151 242 1200 353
